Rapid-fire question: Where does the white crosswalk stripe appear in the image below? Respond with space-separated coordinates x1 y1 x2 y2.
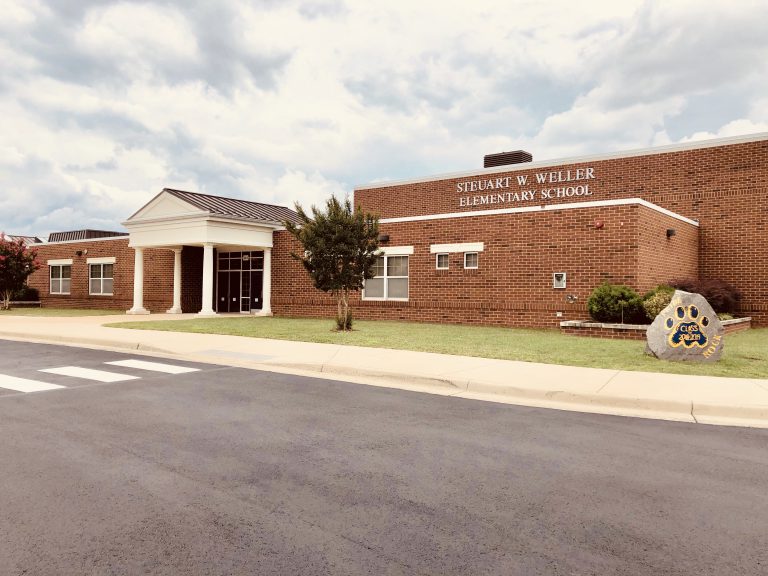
0 374 65 393
1 359 202 396
104 359 200 374
39 366 140 383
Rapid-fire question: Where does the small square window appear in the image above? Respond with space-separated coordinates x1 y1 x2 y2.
464 252 478 269
436 253 449 269
553 272 567 289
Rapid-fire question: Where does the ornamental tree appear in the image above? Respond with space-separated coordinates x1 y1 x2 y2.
285 196 379 331
0 233 41 310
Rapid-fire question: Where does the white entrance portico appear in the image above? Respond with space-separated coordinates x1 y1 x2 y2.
123 188 296 316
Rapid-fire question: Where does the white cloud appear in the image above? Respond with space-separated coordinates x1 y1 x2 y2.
0 0 766 236
0 0 47 30
77 3 199 65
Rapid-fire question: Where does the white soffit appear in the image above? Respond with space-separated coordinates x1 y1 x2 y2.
430 242 484 254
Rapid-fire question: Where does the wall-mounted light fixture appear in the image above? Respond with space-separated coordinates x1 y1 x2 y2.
666 228 676 238
75 250 83 257
565 294 578 304
594 220 604 229
378 234 390 243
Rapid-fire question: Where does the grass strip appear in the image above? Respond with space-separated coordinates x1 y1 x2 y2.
106 316 768 379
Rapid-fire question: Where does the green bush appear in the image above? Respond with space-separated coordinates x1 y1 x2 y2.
642 285 675 320
13 285 39 301
587 283 646 324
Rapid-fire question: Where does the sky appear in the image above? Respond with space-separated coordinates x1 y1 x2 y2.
2 0 767 237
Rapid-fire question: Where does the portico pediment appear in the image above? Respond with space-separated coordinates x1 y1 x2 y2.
125 190 206 223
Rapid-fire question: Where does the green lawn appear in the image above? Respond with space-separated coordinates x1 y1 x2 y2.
106 316 768 379
0 308 121 317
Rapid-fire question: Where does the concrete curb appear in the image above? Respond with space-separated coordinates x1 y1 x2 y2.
0 331 171 355
261 360 768 427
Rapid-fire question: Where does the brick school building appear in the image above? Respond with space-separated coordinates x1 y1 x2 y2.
26 133 768 327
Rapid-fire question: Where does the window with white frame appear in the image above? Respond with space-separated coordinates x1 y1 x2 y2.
89 263 114 295
464 252 479 269
435 253 449 270
363 255 409 300
50 264 71 294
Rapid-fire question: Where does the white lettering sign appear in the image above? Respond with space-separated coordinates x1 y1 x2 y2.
456 167 596 208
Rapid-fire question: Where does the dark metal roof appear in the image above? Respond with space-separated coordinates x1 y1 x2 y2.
5 234 43 246
47 230 128 243
164 188 300 225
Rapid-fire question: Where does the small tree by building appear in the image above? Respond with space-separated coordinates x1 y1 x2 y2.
0 233 41 310
285 196 379 331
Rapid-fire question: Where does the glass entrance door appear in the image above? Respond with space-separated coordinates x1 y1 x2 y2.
241 262 251 313
216 251 264 313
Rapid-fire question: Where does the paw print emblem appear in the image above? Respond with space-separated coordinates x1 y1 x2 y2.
665 305 710 348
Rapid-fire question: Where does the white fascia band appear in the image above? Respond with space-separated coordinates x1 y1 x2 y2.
381 198 699 227
430 242 484 254
377 245 414 255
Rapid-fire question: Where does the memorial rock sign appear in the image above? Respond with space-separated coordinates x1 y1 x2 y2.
646 290 724 362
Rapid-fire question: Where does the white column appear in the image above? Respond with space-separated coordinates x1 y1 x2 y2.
127 247 149 314
198 243 216 316
166 248 183 314
259 247 272 316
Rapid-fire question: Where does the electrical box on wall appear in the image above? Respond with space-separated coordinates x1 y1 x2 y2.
553 272 567 289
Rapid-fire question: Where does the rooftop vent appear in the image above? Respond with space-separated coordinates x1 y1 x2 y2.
483 150 533 168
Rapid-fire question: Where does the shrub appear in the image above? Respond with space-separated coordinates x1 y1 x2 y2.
668 277 741 313
587 283 646 324
642 285 675 320
13 285 39 301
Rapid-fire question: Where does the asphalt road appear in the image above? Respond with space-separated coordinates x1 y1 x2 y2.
0 340 766 575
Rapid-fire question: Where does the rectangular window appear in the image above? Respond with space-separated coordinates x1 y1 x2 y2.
464 252 479 269
50 265 71 295
436 253 449 270
89 263 114 295
363 255 409 300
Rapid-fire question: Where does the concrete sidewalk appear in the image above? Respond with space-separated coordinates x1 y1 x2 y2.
1 313 767 428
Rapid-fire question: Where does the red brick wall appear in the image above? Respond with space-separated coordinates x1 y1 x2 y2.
560 326 647 340
354 138 768 325
561 318 750 339
27 239 174 313
636 206 699 293
272 203 699 328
